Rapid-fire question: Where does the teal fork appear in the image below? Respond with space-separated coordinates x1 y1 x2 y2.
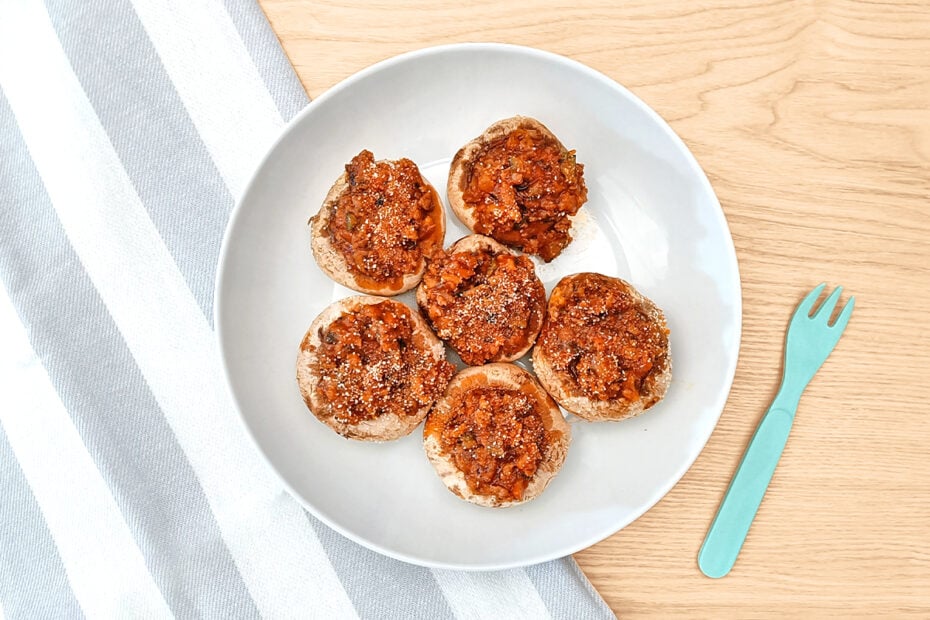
698 283 855 578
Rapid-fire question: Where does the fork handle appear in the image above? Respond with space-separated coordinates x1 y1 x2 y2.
697 396 798 578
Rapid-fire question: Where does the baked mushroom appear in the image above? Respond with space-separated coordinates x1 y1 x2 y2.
297 296 454 440
533 273 671 421
310 150 445 295
447 116 587 261
416 234 546 366
423 363 570 507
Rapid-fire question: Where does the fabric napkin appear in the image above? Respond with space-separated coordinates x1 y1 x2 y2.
0 1 615 618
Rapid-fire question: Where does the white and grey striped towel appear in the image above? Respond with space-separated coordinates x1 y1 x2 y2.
0 1 615 618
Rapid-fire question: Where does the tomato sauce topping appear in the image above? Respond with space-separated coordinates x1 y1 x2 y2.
537 274 669 402
311 301 454 425
460 126 587 261
325 150 442 291
430 387 550 503
419 243 545 366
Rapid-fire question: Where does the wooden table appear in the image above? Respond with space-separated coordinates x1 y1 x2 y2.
258 1 930 616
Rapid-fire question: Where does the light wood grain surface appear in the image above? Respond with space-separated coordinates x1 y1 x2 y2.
257 1 930 616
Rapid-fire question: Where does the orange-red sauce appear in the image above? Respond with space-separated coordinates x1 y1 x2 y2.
461 127 587 261
430 387 549 502
537 274 669 402
418 243 545 366
325 150 442 291
312 301 453 424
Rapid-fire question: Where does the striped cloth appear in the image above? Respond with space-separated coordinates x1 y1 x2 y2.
0 1 615 618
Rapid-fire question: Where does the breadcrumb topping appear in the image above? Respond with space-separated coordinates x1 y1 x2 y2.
324 150 442 291
311 300 454 424
430 387 549 502
419 241 545 366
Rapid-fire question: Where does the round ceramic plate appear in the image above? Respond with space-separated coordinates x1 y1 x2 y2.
215 43 741 570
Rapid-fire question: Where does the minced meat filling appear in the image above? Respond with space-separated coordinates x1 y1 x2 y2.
461 127 587 261
537 274 669 402
433 387 549 503
419 244 545 366
312 301 454 425
326 150 441 290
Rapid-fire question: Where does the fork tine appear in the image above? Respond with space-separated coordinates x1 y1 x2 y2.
795 283 827 318
812 286 843 321
830 296 855 331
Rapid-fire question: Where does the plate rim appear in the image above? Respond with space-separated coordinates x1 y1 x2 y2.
214 42 743 571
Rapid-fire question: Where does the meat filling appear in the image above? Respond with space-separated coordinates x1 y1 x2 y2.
311 301 454 424
432 387 550 503
419 244 545 366
325 150 441 290
537 274 669 402
461 127 587 261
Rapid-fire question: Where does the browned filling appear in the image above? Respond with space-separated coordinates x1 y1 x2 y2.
537 274 669 402
310 301 454 425
461 127 587 261
427 387 549 502
419 244 545 366
324 150 442 291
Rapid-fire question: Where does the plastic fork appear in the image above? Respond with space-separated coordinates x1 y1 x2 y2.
698 283 855 578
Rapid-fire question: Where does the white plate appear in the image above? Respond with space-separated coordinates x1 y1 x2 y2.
215 43 741 570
